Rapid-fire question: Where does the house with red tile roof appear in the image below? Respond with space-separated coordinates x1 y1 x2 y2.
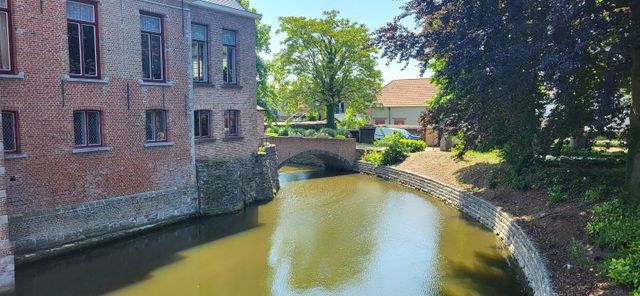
371 78 439 126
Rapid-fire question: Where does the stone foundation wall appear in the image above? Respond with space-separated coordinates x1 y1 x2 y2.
10 187 198 263
197 146 279 215
354 162 554 296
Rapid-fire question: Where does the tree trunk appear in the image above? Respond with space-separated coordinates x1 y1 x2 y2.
326 103 336 129
629 1 640 198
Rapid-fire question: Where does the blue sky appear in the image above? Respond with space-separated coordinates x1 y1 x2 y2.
251 0 430 84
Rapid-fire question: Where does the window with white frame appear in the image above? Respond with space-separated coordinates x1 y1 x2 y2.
67 0 99 77
222 30 236 84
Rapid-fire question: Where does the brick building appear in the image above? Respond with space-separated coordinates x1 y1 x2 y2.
0 0 265 291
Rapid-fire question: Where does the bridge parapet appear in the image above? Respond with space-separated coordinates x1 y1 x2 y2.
267 137 357 170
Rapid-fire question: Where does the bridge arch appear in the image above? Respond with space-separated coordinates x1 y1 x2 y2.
267 137 357 170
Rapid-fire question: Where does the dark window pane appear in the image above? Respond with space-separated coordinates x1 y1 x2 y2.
68 23 82 75
201 112 210 137
87 111 100 145
156 111 166 141
146 111 154 141
1 12 12 71
223 46 236 84
2 112 16 152
74 112 86 146
141 34 150 79
194 111 200 137
150 35 162 80
82 25 97 76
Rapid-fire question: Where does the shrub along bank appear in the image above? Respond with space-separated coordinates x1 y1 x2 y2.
266 126 351 139
362 132 426 166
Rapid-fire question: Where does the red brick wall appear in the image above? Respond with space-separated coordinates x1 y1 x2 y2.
0 0 195 215
191 7 259 161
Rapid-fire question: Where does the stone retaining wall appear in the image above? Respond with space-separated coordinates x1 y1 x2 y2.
197 146 279 215
354 161 554 296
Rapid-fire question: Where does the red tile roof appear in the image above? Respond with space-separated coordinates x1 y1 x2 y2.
377 78 439 107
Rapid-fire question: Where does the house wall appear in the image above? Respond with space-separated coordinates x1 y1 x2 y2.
371 107 425 126
191 7 259 161
0 0 198 260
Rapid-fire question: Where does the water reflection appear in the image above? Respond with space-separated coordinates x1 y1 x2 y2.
13 166 529 296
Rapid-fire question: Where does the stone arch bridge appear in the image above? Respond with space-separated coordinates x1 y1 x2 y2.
267 137 357 170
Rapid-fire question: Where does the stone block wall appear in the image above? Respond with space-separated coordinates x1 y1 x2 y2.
354 162 554 296
197 146 278 215
0 114 14 293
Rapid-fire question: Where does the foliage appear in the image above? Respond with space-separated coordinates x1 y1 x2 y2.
362 150 383 166
338 109 370 130
238 0 277 122
374 132 410 165
588 199 640 251
265 126 350 139
273 11 383 129
400 139 426 153
374 0 633 189
257 146 267 154
569 238 589 270
607 242 640 294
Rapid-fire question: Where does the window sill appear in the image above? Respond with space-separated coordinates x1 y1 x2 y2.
196 138 216 144
223 136 243 142
221 84 242 89
0 72 25 80
144 141 175 148
138 80 176 87
73 146 113 154
194 82 215 88
4 153 28 160
64 75 110 84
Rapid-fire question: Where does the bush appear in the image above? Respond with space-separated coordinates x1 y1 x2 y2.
362 150 383 165
375 132 410 165
335 135 346 139
400 139 427 153
607 242 640 294
587 199 640 251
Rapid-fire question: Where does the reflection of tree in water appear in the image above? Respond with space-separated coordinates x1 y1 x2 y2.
269 174 385 292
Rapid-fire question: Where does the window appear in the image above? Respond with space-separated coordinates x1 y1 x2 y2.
0 0 13 73
374 118 386 125
192 24 208 83
140 13 164 81
224 110 239 136
67 1 99 77
393 118 406 125
334 102 346 114
146 110 167 142
74 111 102 147
222 30 236 84
194 110 210 138
2 111 17 152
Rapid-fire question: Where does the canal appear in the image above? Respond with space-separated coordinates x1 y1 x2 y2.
14 166 529 296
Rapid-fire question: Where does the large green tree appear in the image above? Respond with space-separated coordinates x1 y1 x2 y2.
631 1 640 195
273 11 382 128
238 0 276 120
375 0 635 191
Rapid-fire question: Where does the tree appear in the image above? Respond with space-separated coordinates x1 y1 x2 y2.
631 1 640 196
273 11 382 128
238 0 277 121
375 0 634 187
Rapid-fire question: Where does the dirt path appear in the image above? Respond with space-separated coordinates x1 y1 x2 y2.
394 149 627 296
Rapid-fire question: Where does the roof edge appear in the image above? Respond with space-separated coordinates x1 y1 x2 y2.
190 0 262 19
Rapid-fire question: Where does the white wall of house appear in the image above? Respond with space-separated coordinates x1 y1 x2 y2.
371 107 425 126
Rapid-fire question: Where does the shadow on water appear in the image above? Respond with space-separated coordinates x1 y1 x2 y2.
278 166 354 183
13 207 263 296
440 251 532 296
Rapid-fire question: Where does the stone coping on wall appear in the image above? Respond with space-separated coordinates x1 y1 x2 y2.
354 161 555 296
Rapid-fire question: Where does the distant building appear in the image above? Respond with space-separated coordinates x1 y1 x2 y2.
371 78 438 127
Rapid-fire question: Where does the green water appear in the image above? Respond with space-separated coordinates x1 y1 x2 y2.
14 166 529 296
